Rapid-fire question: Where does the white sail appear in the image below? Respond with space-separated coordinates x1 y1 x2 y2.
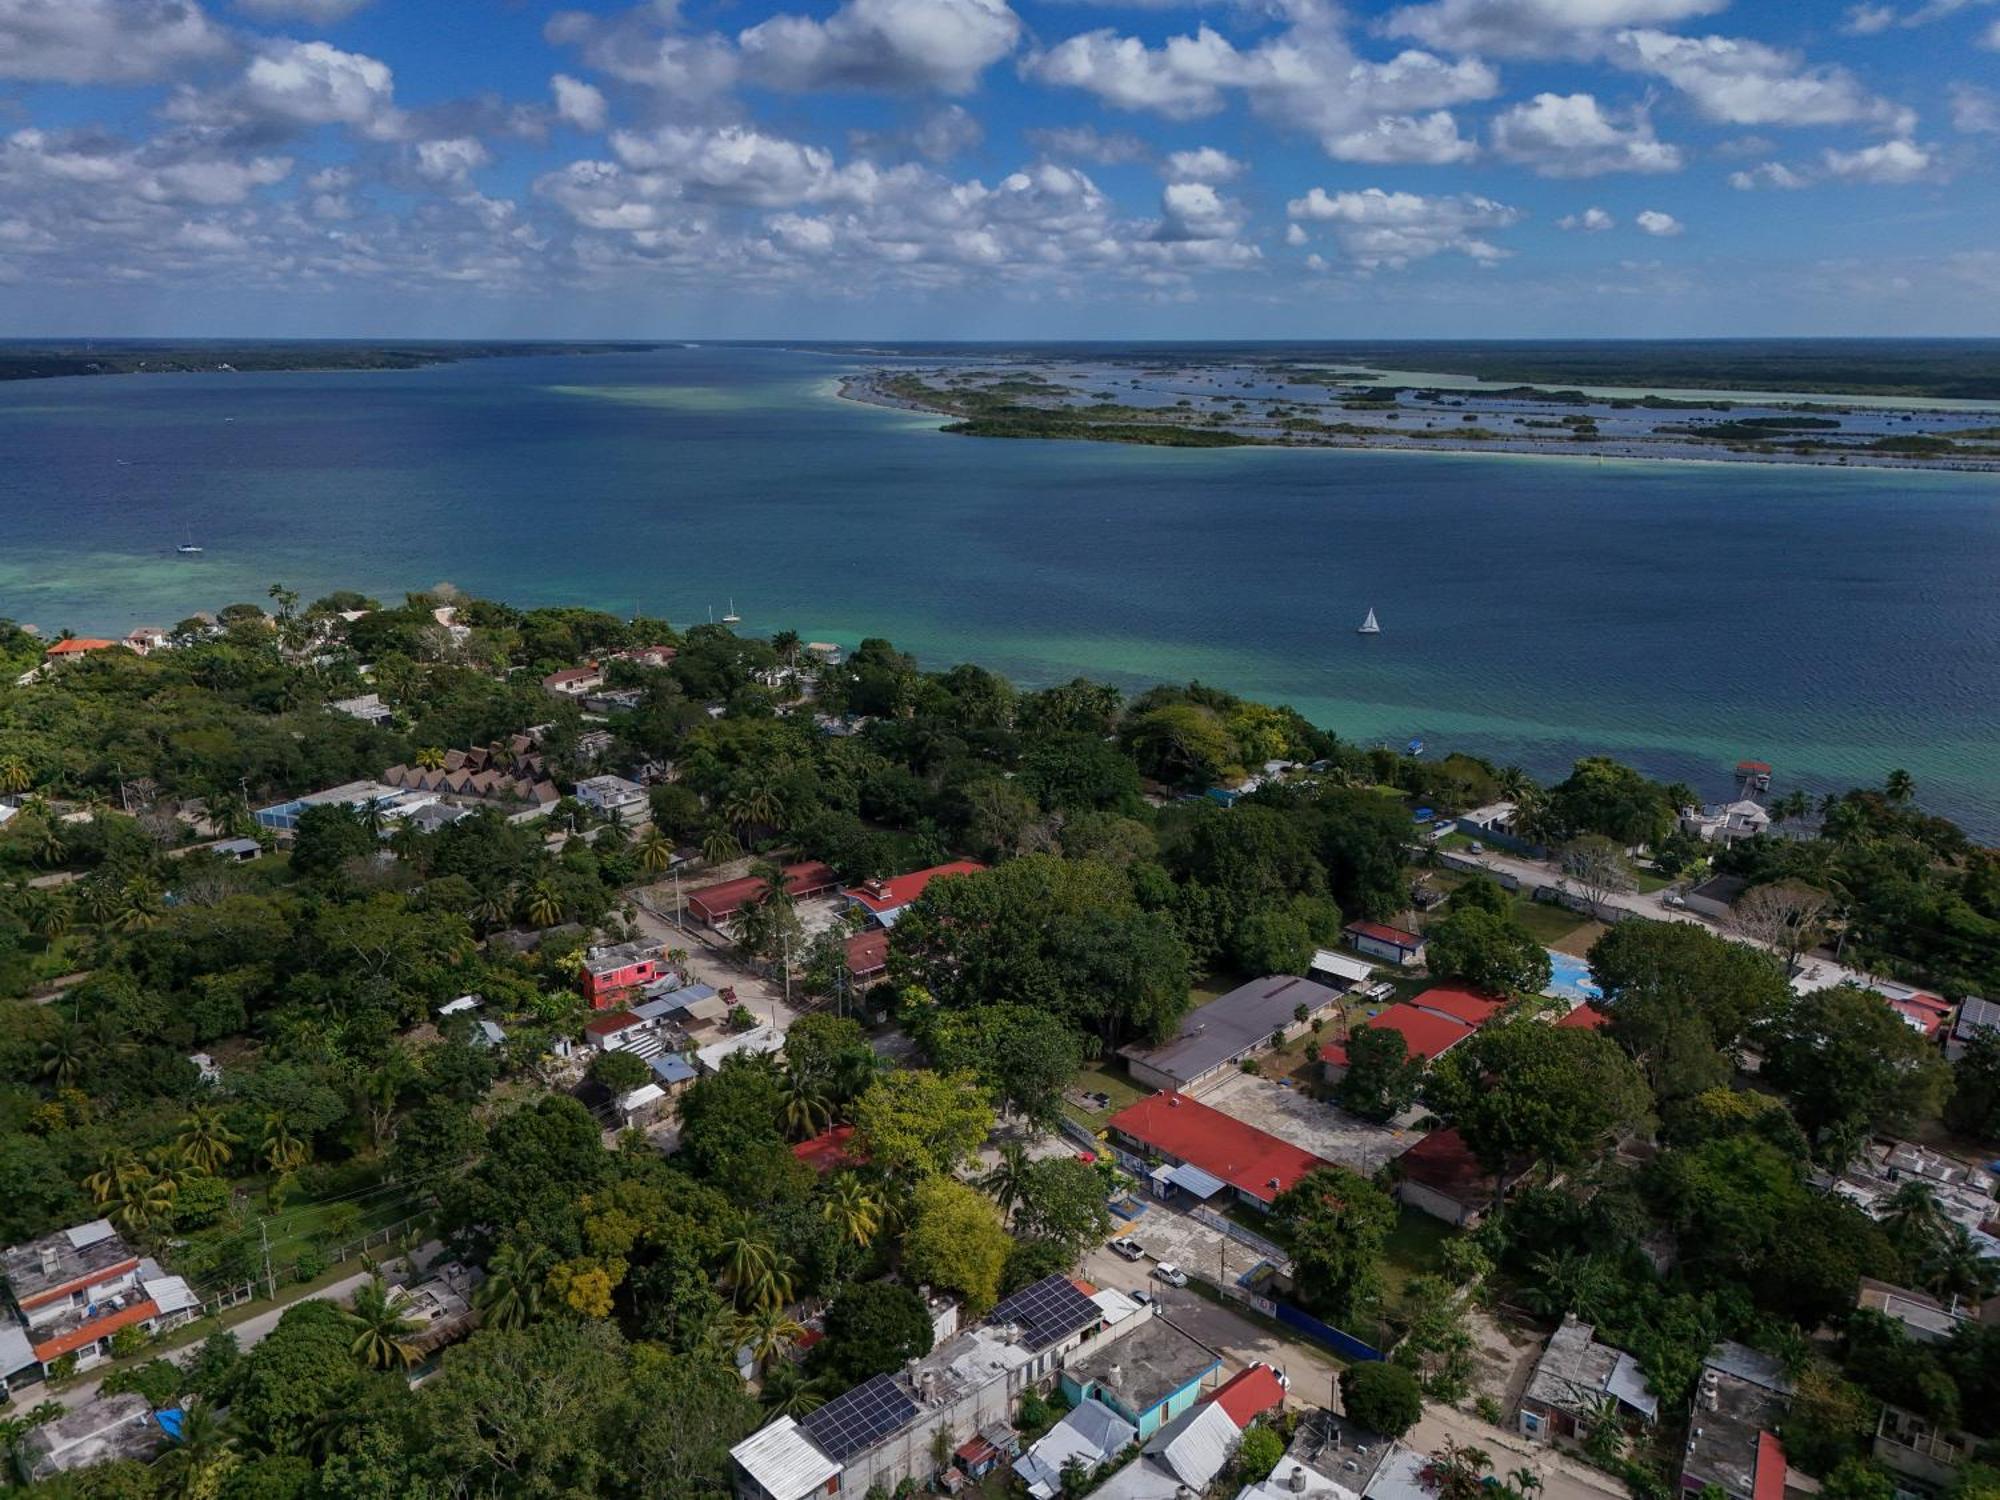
1357 607 1380 634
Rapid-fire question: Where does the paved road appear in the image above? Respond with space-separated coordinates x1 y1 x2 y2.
1450 845 1888 996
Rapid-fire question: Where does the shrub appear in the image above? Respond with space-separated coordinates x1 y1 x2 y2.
292 1247 326 1283
100 1358 182 1408
108 1325 150 1360
1340 1361 1423 1438
46 1353 78 1382
1237 1426 1285 1481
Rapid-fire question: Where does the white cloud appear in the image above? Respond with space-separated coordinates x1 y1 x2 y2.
1841 4 1898 33
551 73 608 132
1381 0 1727 58
738 0 1021 93
1490 92 1683 176
1610 30 1916 134
1821 138 1935 182
1635 207 1682 234
1023 11 1498 167
1983 16 2000 44
1022 124 1149 163
1286 185 1521 268
412 137 491 186
1323 110 1476 164
1557 205 1615 230
169 39 407 140
0 0 230 83
1155 181 1237 239
1161 146 1243 182
545 5 739 108
1728 160 1809 189
912 105 984 160
1949 82 2000 133
234 0 372 20
1285 221 1308 246
1841 0 1998 31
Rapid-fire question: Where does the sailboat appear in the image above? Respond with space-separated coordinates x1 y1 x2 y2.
1356 607 1380 635
176 527 203 556
722 598 742 624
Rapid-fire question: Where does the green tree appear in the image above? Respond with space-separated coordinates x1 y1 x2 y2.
1341 1359 1425 1437
1121 703 1237 785
1423 906 1552 994
1431 1022 1649 1180
1236 1426 1286 1482
1013 1157 1112 1259
812 1281 935 1385
923 1005 1081 1127
1338 1025 1426 1122
1758 984 1951 1145
474 1239 552 1331
903 1176 1011 1314
233 1300 365 1458
1270 1166 1397 1325
344 1277 421 1370
1944 1030 2000 1142
589 1048 652 1094
854 1069 993 1180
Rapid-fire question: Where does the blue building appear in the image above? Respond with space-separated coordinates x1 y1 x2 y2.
1059 1317 1220 1439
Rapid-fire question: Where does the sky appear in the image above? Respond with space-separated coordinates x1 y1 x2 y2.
0 0 1996 338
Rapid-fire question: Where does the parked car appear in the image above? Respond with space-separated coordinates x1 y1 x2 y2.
1109 1238 1146 1261
1131 1289 1155 1307
1153 1263 1188 1287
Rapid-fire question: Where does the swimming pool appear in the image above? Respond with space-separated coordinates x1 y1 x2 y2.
1543 950 1603 1002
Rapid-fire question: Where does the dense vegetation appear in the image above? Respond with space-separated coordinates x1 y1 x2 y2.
1 584 1995 1500
0 342 658 383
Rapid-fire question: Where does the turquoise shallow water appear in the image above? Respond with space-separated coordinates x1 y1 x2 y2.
1 344 1996 837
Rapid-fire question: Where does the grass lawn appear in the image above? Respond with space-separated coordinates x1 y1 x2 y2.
1379 1207 1458 1313
1512 897 1587 946
259 1186 426 1273
1632 868 1673 894
1064 1062 1148 1131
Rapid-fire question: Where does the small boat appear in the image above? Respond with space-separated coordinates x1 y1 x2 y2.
1357 607 1381 635
176 527 203 555
722 598 742 624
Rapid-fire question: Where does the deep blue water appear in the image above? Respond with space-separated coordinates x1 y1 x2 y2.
1 344 1996 837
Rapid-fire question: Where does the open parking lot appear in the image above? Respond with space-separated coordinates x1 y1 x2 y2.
1199 1071 1423 1175
1093 1197 1278 1290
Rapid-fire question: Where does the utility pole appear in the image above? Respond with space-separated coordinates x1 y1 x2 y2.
260 1219 276 1301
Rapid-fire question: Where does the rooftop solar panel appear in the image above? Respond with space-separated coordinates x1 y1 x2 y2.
800 1373 918 1460
989 1273 1099 1350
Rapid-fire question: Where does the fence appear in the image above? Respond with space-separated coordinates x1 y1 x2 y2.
1057 1117 1103 1155
1189 1205 1291 1272
1269 1298 1386 1363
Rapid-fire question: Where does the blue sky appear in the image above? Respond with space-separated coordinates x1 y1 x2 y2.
0 0 1995 337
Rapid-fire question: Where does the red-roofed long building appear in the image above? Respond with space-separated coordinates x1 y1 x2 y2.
1320 1002 1475 1078
845 860 986 927
684 861 838 928
1408 987 1508 1028
1106 1093 1331 1211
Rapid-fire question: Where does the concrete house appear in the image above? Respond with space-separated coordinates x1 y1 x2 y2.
1678 1342 1795 1500
1060 1316 1221 1440
1106 1093 1331 1213
1120 975 1343 1094
844 861 987 928
1343 922 1426 967
1518 1315 1660 1448
0 1222 164 1387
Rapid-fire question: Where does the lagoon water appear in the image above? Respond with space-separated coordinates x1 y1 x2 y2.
2 344 1997 836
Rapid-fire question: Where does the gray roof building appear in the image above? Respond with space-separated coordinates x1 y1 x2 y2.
14 1394 165 1481
1119 975 1343 1092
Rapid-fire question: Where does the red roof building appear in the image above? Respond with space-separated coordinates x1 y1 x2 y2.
1393 1127 1523 1228
685 861 838 927
845 860 987 926
582 1010 646 1044
1356 1003 1475 1063
844 929 889 984
1753 1432 1788 1500
792 1125 864 1173
44 638 119 658
1344 921 1426 965
1206 1364 1287 1428
1408 986 1508 1028
1107 1093 1331 1207
1556 1003 1611 1030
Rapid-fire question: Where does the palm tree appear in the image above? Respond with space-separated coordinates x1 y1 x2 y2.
1884 768 1915 806
76 877 122 929
1507 1468 1543 1499
699 822 740 867
178 1104 240 1174
521 878 564 929
119 875 164 931
821 1175 883 1249
85 1145 146 1203
778 1067 833 1141
33 821 67 868
1881 1180 1948 1261
1771 789 1812 825
761 1361 835 1417
636 827 675 876
718 1235 792 1310
26 890 72 944
979 1143 1033 1223
153 1397 237 1500
415 746 447 771
110 1169 176 1236
1923 1225 2000 1303
345 1277 423 1369
471 884 515 934
732 1303 807 1366
0 754 31 794
475 1240 553 1330
39 1019 88 1089
260 1110 309 1175
1422 1438 1494 1500
1494 765 1536 802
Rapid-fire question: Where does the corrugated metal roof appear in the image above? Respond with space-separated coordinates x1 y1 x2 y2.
1148 1400 1241 1489
730 1417 840 1500
1166 1162 1230 1199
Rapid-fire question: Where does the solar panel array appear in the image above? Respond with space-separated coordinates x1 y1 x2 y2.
990 1273 1099 1350
801 1373 918 1460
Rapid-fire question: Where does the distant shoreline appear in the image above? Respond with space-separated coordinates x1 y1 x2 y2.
835 370 2000 474
0 341 662 384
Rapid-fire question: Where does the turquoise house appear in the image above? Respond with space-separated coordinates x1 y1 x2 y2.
1059 1318 1220 1440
